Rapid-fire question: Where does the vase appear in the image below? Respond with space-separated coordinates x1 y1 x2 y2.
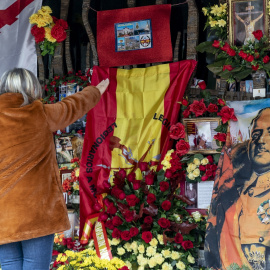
72 195 80 204
252 70 266 89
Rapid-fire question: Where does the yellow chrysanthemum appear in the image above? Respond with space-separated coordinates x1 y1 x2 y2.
124 242 132 252
217 19 226 27
176 260 186 270
154 253 165 265
39 6 52 14
117 247 125 256
171 251 181 260
148 257 157 268
146 246 156 257
44 27 56 43
162 262 173 270
161 249 171 258
73 182 79 190
193 158 201 166
201 158 209 165
138 244 145 254
29 14 39 24
75 168 80 177
188 172 195 180
111 238 121 245
187 254 195 264
157 234 164 245
149 238 158 247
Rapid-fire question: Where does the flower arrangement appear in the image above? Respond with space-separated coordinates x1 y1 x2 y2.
62 159 80 196
97 160 206 270
43 69 91 104
196 3 270 82
29 6 68 56
53 249 129 270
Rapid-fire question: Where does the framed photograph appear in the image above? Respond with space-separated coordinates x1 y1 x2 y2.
228 0 268 46
182 117 221 154
216 78 221 91
245 80 253 93
60 169 72 184
56 136 74 164
240 80 246 92
185 182 197 209
229 81 236 92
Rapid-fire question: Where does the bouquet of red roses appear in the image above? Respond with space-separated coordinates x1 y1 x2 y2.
98 163 206 269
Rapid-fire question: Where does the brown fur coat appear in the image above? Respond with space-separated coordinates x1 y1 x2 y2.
0 86 100 245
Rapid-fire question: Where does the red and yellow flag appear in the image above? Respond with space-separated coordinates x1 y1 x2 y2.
79 60 196 238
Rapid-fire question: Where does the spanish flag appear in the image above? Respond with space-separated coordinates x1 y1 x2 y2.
79 60 196 236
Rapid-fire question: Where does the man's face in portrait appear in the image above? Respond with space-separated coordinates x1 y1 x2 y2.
248 109 270 174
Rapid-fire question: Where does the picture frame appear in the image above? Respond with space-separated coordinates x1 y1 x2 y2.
55 135 74 164
185 182 198 209
182 117 221 154
228 0 268 46
60 169 72 184
245 80 253 93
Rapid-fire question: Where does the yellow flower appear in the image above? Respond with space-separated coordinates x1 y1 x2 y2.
117 247 125 256
187 254 195 264
161 249 171 258
75 168 80 177
124 242 132 252
188 172 195 180
210 5 221 16
111 238 121 245
161 159 171 170
217 19 226 27
149 238 158 247
176 261 186 270
138 267 145 270
193 158 201 166
193 168 200 177
188 163 197 171
209 20 218 27
44 27 56 43
138 244 145 254
148 257 157 268
146 246 157 257
137 255 148 266
201 158 209 165
171 251 180 260
202 7 208 16
73 182 79 190
39 6 52 14
29 14 39 24
220 3 227 13
192 211 202 222
154 253 165 265
162 262 173 270
157 234 164 245
124 261 132 269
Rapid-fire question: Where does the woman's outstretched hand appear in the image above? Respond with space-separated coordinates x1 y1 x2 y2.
96 78 109 95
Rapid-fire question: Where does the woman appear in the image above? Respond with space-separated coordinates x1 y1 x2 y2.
0 68 108 270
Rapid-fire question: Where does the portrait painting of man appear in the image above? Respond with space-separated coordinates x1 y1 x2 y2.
205 99 270 270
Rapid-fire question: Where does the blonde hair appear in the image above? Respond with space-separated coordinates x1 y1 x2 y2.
0 68 43 106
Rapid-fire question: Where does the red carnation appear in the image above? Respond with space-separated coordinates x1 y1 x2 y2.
207 103 218 113
198 81 206 90
246 55 254 62
161 200 171 211
130 227 139 237
133 180 141 190
31 25 45 43
189 99 207 117
263 55 270 64
112 228 121 239
56 18 68 30
218 106 237 124
121 230 131 241
205 170 213 177
103 198 112 207
220 42 230 52
126 194 140 207
139 162 148 172
112 216 123 227
183 106 191 118
201 175 209 181
145 174 155 185
175 233 183 244
51 24 67 42
147 193 156 204
124 210 134 222
103 180 111 190
118 169 126 179
127 172 136 183
105 219 114 230
199 165 206 171
142 231 153 243
211 164 217 171
252 65 259 71
144 216 153 224
227 48 236 57
176 140 190 156
223 65 234 71
158 218 171 228
164 169 173 178
160 181 169 192
119 267 130 270
212 40 220 48
214 132 227 142
98 212 108 222
207 155 213 163
182 240 194 250
238 50 248 59
217 98 225 106
181 99 189 106
107 204 117 215
170 122 185 140
253 30 263 40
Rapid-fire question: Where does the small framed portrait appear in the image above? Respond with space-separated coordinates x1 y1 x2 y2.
228 0 268 46
216 78 221 91
229 81 236 92
56 136 74 164
185 182 198 209
60 169 72 184
245 80 253 93
240 81 246 92
182 117 221 154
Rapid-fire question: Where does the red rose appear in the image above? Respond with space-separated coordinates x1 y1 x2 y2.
183 106 191 118
189 99 207 117
165 169 173 178
207 103 218 113
198 81 206 90
169 122 185 140
139 162 148 172
206 164 211 170
252 65 259 71
31 25 45 43
119 267 129 270
176 140 190 156
205 170 213 177
201 175 209 181
212 40 220 48
158 218 171 228
103 180 111 190
112 216 123 227
210 164 217 171
118 192 126 200
217 98 225 106
227 48 236 57
160 181 169 192
199 165 206 171
263 55 270 64
206 155 213 163
127 172 136 183
126 194 140 207
238 50 248 59
56 18 68 30
129 227 139 237
124 210 134 222
118 169 126 179
107 204 117 215
93 203 102 212
103 198 112 207
51 24 67 42
145 174 154 185
214 132 227 142
144 216 153 224
121 230 131 241
142 231 153 243
181 99 189 106
246 55 254 62
105 219 114 230
133 180 141 190
182 240 194 250
111 186 124 199
253 30 263 40
147 193 156 204
218 106 237 124
98 212 108 222
161 200 171 211
220 42 230 52
175 233 183 244
112 228 121 239
223 65 234 71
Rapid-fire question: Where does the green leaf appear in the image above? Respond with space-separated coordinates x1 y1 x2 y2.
217 69 232 79
207 64 223 75
208 59 227 67
234 68 252 81
213 153 221 163
196 41 217 54
193 153 204 160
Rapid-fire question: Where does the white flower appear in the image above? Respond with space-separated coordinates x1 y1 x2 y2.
176 261 186 270
161 249 171 258
201 158 209 165
137 255 148 266
193 168 200 177
117 247 125 256
174 214 181 222
125 261 132 270
157 234 164 245
138 244 145 254
148 257 157 268
191 211 202 222
124 242 132 252
187 254 195 264
149 238 158 247
193 158 201 166
162 262 173 270
138 267 145 270
171 251 180 260
188 163 197 171
188 172 195 180
130 241 138 253
111 238 120 245
146 246 156 257
154 253 165 265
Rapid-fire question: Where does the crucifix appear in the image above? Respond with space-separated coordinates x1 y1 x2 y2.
235 2 263 44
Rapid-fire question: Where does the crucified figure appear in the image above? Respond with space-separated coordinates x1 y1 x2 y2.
235 12 264 44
